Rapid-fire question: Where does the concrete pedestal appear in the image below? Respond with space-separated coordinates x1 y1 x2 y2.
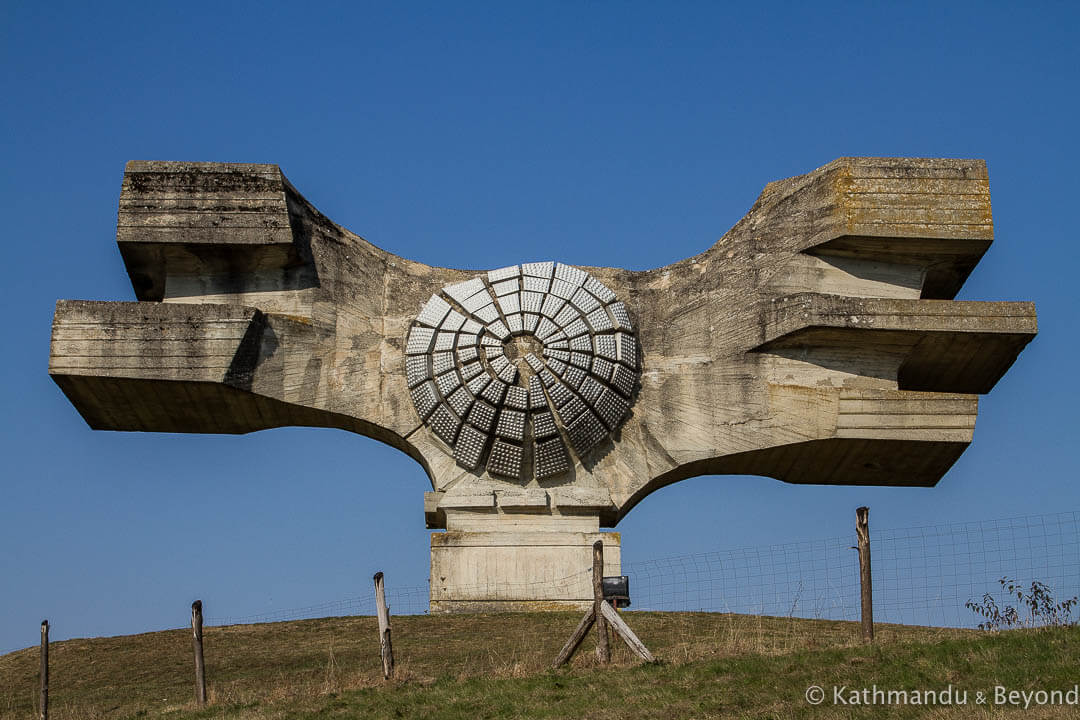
430 523 621 612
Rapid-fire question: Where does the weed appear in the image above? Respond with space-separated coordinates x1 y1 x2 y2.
966 577 1078 630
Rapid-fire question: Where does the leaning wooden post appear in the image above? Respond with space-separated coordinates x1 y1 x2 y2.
191 600 207 706
552 606 596 667
39 620 48 720
600 602 656 663
373 572 395 679
856 507 874 643
593 540 610 664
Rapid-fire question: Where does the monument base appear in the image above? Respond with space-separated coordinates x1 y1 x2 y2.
429 521 621 613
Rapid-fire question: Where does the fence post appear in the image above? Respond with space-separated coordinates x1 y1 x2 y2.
39 620 48 720
593 540 610 663
552 605 596 668
374 572 395 679
856 506 874 643
191 600 207 706
599 601 656 663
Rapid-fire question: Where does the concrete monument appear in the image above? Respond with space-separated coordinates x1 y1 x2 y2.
49 157 1036 611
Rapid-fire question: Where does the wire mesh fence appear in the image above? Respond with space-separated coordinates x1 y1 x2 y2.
872 511 1080 627
623 537 857 620
208 586 430 626
207 510 1080 629
625 510 1080 627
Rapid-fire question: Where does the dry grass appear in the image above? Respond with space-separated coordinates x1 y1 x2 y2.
2 612 1072 719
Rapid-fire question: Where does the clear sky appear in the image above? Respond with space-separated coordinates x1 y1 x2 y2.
2 1 1078 653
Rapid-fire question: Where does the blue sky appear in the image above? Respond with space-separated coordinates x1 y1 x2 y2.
2 1 1078 652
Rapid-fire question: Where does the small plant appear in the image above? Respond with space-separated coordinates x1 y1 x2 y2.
966 577 1078 630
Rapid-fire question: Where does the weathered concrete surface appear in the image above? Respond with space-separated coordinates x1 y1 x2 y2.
49 158 1036 610
430 530 621 612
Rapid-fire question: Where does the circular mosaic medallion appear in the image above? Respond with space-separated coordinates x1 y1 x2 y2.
405 262 639 480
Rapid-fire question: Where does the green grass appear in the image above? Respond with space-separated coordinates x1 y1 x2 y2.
2 613 1077 719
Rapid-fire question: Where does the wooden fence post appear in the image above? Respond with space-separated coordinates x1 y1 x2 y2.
599 602 656 663
373 572 395 679
593 540 610 664
554 538 653 668
856 506 874 643
191 600 207 706
552 606 596 668
39 620 48 720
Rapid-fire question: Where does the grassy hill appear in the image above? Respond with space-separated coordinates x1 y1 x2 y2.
2 612 1077 719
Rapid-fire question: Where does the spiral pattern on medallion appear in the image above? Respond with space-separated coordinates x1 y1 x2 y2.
405 262 639 481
